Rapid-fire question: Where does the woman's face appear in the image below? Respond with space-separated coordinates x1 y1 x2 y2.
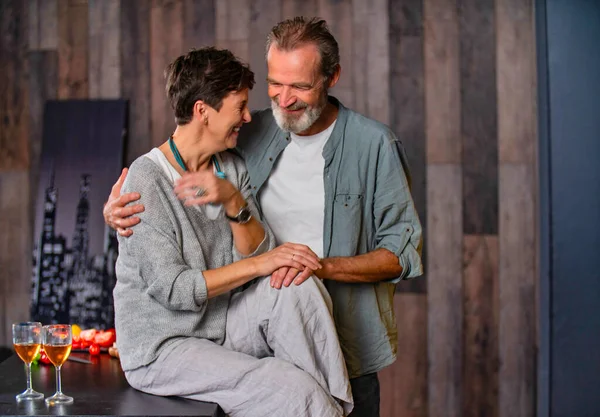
205 88 251 150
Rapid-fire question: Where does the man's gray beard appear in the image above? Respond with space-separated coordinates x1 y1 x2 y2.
271 97 327 134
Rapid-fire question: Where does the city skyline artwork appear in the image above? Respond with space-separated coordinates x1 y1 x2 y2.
31 100 127 329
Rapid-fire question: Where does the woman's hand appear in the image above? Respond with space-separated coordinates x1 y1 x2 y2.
174 171 241 213
252 243 322 280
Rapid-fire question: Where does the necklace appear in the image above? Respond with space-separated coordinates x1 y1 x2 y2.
168 136 226 179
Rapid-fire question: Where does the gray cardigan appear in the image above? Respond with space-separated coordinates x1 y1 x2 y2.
113 151 273 371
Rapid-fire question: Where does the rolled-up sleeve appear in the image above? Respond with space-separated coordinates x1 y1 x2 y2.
373 134 424 282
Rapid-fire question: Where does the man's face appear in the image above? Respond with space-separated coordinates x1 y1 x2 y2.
266 43 328 134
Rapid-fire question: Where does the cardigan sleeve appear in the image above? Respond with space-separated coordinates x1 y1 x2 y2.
118 159 209 312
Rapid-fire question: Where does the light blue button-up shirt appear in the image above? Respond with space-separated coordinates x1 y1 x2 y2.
236 97 423 378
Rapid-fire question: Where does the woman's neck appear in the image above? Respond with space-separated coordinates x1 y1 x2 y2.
160 125 213 174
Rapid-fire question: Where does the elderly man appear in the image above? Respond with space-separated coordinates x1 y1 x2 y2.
105 17 423 417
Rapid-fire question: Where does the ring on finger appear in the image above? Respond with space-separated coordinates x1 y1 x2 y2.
194 187 206 197
291 253 295 261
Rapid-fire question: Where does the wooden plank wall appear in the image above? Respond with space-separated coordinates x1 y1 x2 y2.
0 1 538 416
0 0 31 350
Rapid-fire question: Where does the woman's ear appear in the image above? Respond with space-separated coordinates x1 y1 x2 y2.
193 100 207 122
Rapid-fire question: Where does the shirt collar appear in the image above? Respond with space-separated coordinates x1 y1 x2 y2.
322 96 348 163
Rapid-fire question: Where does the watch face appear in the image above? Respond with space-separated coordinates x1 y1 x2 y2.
238 207 252 223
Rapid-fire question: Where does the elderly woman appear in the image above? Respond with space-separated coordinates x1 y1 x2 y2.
113 47 352 417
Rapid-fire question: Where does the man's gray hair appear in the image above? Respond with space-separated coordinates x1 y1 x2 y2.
266 17 340 82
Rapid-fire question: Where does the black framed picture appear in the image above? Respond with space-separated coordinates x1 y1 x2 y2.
31 100 127 329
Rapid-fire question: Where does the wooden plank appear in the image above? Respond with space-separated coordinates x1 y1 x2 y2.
215 0 249 62
28 51 58 213
389 0 423 36
215 0 228 50
0 268 5 346
496 1 536 414
57 0 89 99
317 0 354 108
423 0 460 163
366 0 390 126
380 293 428 417
463 235 499 417
352 0 389 124
39 0 59 50
248 0 281 110
29 0 40 49
496 0 536 164
351 0 368 117
30 0 58 50
150 0 184 148
229 0 250 62
389 0 426 293
88 0 121 98
0 0 29 171
427 164 462 417
0 172 32 346
230 0 251 62
460 0 498 234
183 0 216 51
121 0 152 164
498 164 536 417
281 0 318 19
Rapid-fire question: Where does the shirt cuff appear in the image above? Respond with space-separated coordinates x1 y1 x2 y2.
378 240 423 284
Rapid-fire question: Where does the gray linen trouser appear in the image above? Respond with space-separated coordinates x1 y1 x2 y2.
124 276 354 417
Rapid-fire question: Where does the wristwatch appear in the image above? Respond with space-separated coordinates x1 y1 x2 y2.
225 202 252 224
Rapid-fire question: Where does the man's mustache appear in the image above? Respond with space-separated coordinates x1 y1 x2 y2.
273 98 308 111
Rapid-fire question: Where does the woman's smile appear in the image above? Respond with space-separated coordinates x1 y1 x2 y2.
230 125 241 137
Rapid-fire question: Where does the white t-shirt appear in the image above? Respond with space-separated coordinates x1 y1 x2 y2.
259 121 337 258
145 148 222 220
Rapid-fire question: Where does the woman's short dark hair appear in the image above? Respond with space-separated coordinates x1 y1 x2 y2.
266 17 340 82
165 47 255 125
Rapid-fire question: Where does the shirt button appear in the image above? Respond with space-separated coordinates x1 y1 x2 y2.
269 157 273 161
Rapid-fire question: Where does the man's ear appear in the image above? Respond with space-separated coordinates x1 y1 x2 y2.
327 64 341 89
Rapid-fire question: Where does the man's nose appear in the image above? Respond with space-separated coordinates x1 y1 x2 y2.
278 86 296 109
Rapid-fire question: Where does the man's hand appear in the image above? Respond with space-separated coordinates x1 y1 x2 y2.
251 243 321 282
270 266 315 289
103 168 145 237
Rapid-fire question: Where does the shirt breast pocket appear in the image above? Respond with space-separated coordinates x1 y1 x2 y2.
331 193 365 255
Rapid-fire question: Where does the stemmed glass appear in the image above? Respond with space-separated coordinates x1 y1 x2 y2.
12 322 44 401
42 324 73 405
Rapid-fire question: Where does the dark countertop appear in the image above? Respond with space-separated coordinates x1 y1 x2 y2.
0 353 223 417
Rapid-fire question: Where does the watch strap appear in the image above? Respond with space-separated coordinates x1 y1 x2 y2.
224 202 252 224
